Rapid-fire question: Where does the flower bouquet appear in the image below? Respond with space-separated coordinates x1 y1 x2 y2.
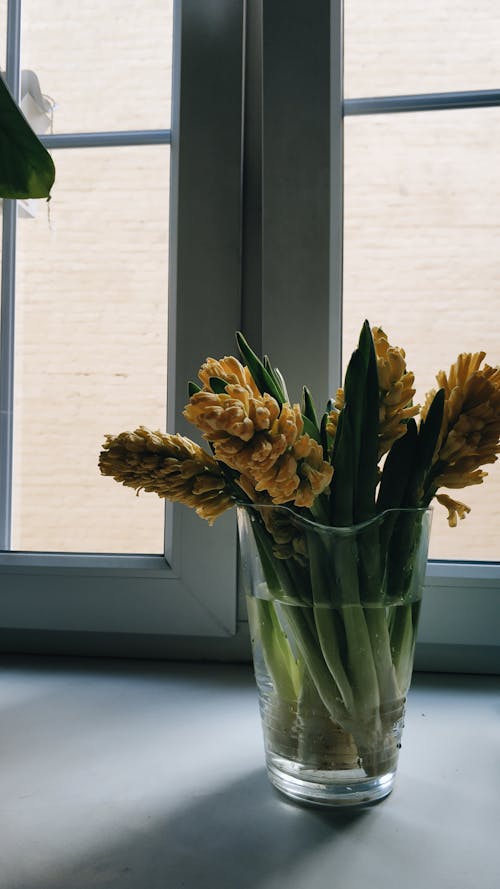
99 322 500 806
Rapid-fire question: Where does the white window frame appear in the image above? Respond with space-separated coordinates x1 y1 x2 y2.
1 0 498 671
0 0 243 640
245 0 499 673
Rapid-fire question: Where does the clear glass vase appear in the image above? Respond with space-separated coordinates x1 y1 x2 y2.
237 503 432 807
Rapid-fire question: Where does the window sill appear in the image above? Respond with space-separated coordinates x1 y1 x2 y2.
2 656 498 889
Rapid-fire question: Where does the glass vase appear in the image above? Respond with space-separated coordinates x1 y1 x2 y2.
237 503 432 807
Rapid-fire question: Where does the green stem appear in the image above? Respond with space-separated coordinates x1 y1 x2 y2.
333 537 382 729
247 597 300 701
340 604 381 728
390 601 421 693
363 607 402 713
306 527 355 711
278 603 348 726
313 607 355 713
296 667 360 771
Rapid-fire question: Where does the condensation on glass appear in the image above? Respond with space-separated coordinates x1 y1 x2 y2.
12 146 170 554
344 0 500 97
343 107 500 561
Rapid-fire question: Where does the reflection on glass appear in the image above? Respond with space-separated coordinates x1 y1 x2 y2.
345 0 500 98
21 0 174 133
343 108 500 561
13 146 170 553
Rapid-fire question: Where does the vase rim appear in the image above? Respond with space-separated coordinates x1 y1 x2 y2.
235 501 432 534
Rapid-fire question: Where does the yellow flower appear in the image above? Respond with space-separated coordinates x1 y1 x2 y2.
292 436 334 508
326 389 344 438
435 493 471 528
184 355 281 443
98 426 233 525
423 352 500 522
372 327 420 457
209 402 301 475
185 356 332 509
197 355 261 397
260 506 308 565
326 330 419 457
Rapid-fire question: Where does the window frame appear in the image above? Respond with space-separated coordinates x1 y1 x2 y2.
0 0 244 639
243 0 499 672
338 1 500 670
0 0 498 671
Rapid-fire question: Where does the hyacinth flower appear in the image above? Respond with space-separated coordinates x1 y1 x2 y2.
420 353 500 525
99 324 499 779
184 352 333 509
99 426 233 525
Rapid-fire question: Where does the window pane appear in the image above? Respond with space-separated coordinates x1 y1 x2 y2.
21 0 174 133
343 108 500 561
344 1 500 98
13 146 170 554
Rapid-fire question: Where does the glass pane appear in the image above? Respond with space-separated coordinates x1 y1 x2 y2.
13 146 170 554
343 108 500 561
344 1 500 98
21 0 174 133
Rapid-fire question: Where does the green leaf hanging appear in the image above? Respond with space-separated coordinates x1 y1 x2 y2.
0 74 55 200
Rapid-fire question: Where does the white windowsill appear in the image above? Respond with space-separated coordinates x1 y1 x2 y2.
1 656 498 889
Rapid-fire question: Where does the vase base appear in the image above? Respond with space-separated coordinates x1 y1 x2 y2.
266 753 396 807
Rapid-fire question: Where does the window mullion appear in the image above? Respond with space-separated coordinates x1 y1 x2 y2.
40 130 172 150
0 201 16 550
5 0 21 99
330 0 344 390
344 88 500 117
0 0 22 550
257 0 343 405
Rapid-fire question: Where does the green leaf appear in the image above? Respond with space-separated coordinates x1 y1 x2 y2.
355 321 380 521
209 376 229 394
330 403 344 468
320 411 333 456
301 414 321 444
329 406 354 526
339 321 379 523
271 364 289 403
417 388 446 504
235 331 284 404
302 386 320 432
188 381 201 397
377 419 418 511
0 75 55 199
263 356 287 403
417 388 445 474
401 389 445 507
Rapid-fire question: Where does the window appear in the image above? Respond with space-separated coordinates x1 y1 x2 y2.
341 1 500 669
1 1 498 670
0 0 244 642
246 0 499 672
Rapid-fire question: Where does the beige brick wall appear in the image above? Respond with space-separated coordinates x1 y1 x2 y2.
11 2 173 554
344 2 500 561
5 1 500 561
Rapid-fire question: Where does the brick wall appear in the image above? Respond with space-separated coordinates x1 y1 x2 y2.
7 1 500 560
